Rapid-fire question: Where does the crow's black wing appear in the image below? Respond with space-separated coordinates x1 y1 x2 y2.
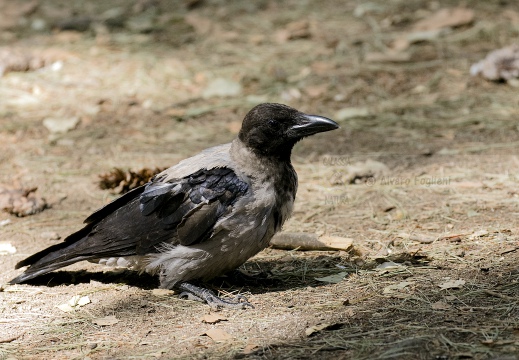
84 185 146 224
139 167 249 247
10 167 249 284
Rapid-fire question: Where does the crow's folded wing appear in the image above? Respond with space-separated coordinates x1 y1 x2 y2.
138 167 249 249
13 167 249 274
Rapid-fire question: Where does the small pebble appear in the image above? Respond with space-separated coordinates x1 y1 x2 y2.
41 231 61 241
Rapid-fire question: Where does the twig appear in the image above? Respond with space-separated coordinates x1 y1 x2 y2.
500 247 519 255
482 289 516 302
0 332 24 343
397 232 436 244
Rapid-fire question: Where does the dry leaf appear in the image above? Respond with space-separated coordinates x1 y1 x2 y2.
431 301 452 310
93 315 119 326
243 342 260 355
57 295 90 312
345 308 355 317
439 279 465 290
469 230 489 239
305 323 341 336
201 313 228 324
0 47 48 76
0 184 48 217
306 323 331 336
275 20 311 43
151 289 175 296
481 339 516 347
57 303 75 313
398 232 436 244
69 295 90 307
204 328 232 342
315 272 347 284
376 261 405 272
413 8 474 31
339 160 390 185
319 236 354 251
383 281 414 294
392 30 449 55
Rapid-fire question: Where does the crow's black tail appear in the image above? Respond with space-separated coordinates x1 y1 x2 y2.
9 225 94 284
10 185 147 285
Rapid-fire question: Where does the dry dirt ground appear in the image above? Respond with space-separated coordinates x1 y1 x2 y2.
1 1 519 359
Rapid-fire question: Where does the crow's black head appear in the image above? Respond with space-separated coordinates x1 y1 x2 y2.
239 103 338 160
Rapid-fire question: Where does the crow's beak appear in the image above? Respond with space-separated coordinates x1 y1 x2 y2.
287 114 339 138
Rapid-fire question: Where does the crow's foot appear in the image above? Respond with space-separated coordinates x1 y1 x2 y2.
177 282 254 310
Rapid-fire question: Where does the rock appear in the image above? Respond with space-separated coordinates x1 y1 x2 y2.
100 7 127 28
0 242 16 255
470 44 519 82
0 47 48 76
43 117 80 134
336 159 390 185
126 7 157 33
202 78 242 98
353 3 385 17
246 94 268 104
40 231 61 241
54 16 93 32
31 19 48 31
335 107 370 121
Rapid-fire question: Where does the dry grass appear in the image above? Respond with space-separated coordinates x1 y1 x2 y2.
1 0 519 359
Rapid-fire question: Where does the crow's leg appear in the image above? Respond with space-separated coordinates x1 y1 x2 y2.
177 282 254 310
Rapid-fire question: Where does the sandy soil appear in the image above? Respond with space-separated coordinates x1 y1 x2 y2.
1 1 519 359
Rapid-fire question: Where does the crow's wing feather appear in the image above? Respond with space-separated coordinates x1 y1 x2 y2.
138 167 249 247
10 167 249 283
84 185 146 224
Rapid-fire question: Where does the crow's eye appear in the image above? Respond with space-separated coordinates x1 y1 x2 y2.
268 119 280 128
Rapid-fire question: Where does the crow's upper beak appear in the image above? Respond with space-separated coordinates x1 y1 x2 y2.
287 114 339 138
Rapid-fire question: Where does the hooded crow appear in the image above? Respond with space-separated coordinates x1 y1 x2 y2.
10 103 338 309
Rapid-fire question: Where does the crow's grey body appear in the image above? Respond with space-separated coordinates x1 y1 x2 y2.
137 140 297 288
10 103 338 308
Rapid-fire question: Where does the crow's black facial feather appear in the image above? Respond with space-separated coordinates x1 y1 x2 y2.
238 103 338 160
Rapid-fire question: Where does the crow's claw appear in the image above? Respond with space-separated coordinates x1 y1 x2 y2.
177 282 254 310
